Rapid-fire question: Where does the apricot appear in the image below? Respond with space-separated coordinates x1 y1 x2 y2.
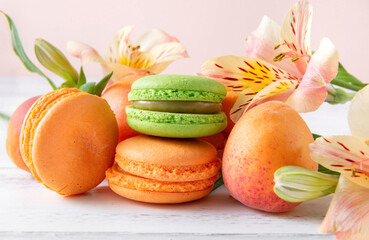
6 96 39 171
199 132 227 160
222 90 238 134
102 82 141 142
222 101 317 212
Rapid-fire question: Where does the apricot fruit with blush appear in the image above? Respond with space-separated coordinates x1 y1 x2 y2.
222 90 238 134
102 82 141 142
6 96 39 171
222 101 317 212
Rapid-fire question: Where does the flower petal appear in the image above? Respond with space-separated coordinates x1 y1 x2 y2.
280 0 313 74
67 40 104 65
307 38 339 83
285 38 338 112
285 81 327 112
229 93 255 123
349 85 369 138
137 28 180 52
146 42 188 74
244 16 301 78
310 135 369 189
200 55 299 122
320 175 369 239
245 16 280 59
104 62 147 83
105 25 134 65
230 80 297 122
200 55 298 91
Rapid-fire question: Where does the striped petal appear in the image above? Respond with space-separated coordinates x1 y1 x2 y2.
244 16 302 78
137 28 180 52
200 55 300 122
230 80 297 122
310 136 369 189
320 175 369 239
67 40 105 65
200 55 299 92
280 0 313 75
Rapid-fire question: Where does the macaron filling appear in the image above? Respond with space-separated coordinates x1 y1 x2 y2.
129 89 225 102
126 106 226 124
131 101 222 114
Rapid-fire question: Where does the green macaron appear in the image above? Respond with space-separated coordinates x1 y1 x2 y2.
126 75 227 138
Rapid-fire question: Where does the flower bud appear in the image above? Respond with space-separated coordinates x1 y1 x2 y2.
274 165 339 203
35 39 78 84
326 84 355 105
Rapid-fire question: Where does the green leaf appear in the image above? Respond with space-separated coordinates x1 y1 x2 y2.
331 63 366 92
318 164 340 176
0 11 56 90
337 63 366 88
34 39 78 85
94 71 113 96
79 82 96 94
0 112 10 121
211 176 224 192
77 67 86 89
312 133 321 140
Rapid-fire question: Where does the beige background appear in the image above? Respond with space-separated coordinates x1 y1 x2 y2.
0 0 368 84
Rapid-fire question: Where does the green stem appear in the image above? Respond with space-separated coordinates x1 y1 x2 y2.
0 112 10 121
331 79 363 92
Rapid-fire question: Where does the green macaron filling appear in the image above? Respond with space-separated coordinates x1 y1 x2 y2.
128 89 225 103
126 106 226 125
131 101 222 114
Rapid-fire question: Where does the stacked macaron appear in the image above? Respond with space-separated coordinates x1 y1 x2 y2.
106 75 227 203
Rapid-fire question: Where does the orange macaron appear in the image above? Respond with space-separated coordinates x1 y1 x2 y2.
20 88 118 195
106 135 221 203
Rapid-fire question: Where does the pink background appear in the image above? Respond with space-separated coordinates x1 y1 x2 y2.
0 0 368 83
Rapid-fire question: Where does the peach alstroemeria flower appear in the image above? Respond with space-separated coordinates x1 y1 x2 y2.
67 26 188 83
200 0 338 123
310 85 369 239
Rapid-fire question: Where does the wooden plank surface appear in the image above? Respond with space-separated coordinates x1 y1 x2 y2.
0 77 349 239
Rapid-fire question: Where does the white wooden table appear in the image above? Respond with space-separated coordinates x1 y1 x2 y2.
0 77 351 239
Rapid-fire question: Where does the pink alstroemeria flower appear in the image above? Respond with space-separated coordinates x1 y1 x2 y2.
67 26 188 83
310 85 369 239
200 0 338 122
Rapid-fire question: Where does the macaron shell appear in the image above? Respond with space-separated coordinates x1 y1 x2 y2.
115 136 220 182
126 106 227 138
116 156 221 182
107 163 217 192
130 74 227 102
21 88 81 180
31 92 118 195
115 135 217 166
109 182 213 204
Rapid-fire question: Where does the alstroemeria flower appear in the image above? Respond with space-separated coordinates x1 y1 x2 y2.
67 26 188 83
200 0 338 122
310 85 369 239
